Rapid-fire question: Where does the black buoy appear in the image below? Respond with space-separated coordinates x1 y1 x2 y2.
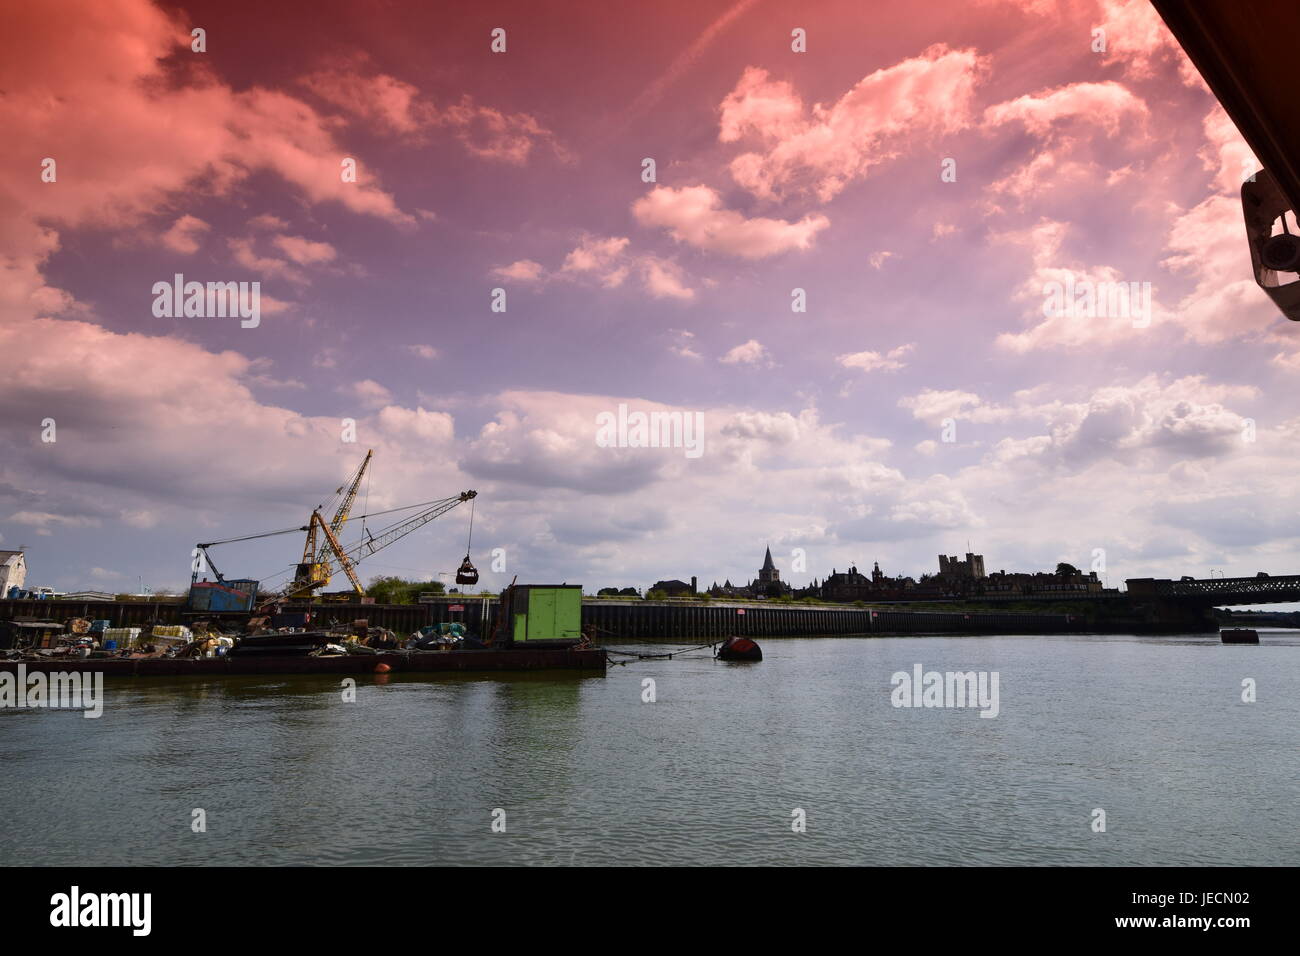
1220 628 1259 644
717 636 762 661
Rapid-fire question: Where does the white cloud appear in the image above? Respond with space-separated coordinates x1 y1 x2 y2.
838 344 914 373
340 379 394 409
719 339 771 366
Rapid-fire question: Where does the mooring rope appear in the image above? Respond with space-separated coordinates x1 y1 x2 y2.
599 641 719 660
583 622 732 661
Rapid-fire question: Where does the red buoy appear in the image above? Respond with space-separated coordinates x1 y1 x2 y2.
717 637 762 662
374 662 392 673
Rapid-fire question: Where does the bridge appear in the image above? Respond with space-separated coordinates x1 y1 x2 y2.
1125 575 1300 605
1122 574 1300 631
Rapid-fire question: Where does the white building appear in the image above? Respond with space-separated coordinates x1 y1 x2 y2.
0 550 27 596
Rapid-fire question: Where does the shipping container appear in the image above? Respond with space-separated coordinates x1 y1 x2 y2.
186 579 258 613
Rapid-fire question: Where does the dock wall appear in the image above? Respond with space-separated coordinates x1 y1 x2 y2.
0 597 1080 637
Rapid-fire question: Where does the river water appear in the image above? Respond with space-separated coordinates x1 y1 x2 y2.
2 632 1296 866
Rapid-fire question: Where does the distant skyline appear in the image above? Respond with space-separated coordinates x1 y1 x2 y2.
3 0 1300 598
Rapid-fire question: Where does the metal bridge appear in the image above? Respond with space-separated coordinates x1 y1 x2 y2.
1125 575 1300 605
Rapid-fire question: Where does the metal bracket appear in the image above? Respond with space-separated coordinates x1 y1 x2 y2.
1241 167 1300 321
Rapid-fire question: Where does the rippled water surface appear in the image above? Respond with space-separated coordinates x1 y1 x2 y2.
2 632 1297 866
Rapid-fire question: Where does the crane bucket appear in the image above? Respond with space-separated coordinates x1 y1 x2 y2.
455 555 479 585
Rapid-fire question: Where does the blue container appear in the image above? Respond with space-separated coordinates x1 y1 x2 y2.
187 579 258 613
104 640 117 650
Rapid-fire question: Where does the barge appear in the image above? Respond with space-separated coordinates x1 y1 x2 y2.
1220 628 1260 644
0 647 606 677
0 584 606 677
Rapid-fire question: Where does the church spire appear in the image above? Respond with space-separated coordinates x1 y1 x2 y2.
761 545 776 572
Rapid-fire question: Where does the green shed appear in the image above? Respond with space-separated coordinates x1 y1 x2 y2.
502 585 584 646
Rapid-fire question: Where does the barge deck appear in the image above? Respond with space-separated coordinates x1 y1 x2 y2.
0 647 607 677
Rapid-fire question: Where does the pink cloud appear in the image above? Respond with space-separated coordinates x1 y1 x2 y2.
838 344 914 373
1096 0 1203 87
300 69 427 134
1162 194 1276 345
160 215 210 254
1200 104 1259 195
0 0 413 301
717 67 806 144
983 81 1147 136
562 236 631 275
272 235 337 266
301 68 569 165
340 379 395 409
228 237 301 283
493 236 692 299
493 259 546 282
981 81 1150 203
641 257 694 300
718 45 986 202
633 185 828 258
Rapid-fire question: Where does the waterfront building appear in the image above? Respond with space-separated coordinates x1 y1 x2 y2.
649 576 697 597
812 562 945 602
979 569 1105 596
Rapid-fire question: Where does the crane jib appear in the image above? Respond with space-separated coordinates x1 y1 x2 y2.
191 482 477 607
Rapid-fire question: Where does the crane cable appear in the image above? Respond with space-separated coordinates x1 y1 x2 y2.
361 466 371 546
199 495 466 548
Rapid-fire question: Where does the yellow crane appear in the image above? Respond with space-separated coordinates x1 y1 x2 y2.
295 450 372 597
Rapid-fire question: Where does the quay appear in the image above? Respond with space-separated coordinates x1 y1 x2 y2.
14 570 1291 650
0 595 1088 639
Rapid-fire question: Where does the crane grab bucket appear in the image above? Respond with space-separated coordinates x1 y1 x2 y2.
455 555 479 586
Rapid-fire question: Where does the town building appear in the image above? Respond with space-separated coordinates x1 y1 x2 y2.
938 552 986 580
704 548 792 599
978 569 1105 596
746 547 792 598
800 561 945 602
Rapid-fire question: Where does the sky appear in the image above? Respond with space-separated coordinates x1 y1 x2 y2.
2 0 1299 597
